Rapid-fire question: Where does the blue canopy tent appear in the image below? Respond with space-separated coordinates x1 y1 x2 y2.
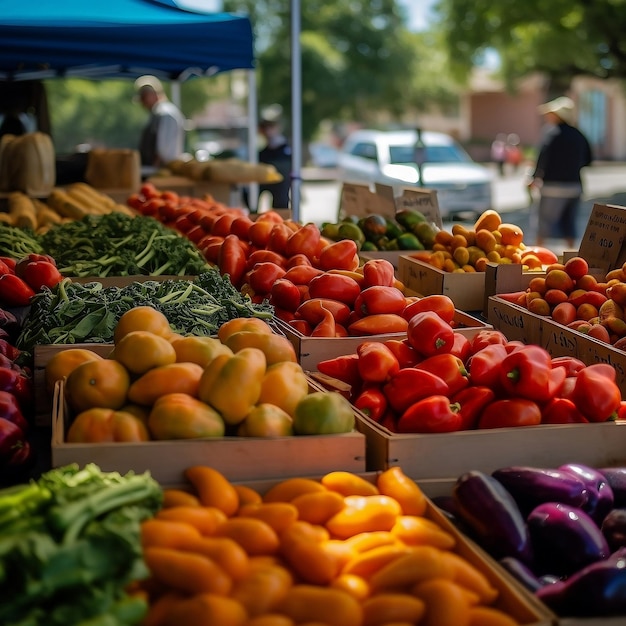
0 0 254 81
0 0 261 203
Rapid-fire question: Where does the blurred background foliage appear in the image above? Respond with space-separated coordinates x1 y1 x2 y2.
44 0 626 154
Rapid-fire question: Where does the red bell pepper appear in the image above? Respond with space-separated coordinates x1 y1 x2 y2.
449 332 471 363
247 262 287 296
361 258 395 288
15 253 56 273
382 339 421 369
347 313 408 336
416 353 470 396
288 318 312 336
0 260 11 276
401 294 456 324
469 329 509 355
353 386 388 422
354 285 407 316
318 239 359 272
317 354 361 389
452 386 496 430
572 366 622 422
541 398 589 425
218 234 247 290
308 273 361 306
383 367 450 415
285 223 321 260
245 249 288 272
270 278 302 312
356 341 400 383
580 362 617 382
467 343 509 389
18 260 63 291
406 310 455 357
551 356 587 377
297 298 351 326
0 256 17 272
397 395 463 434
478 398 542 429
310 302 337 337
500 345 566 403
0 274 35 307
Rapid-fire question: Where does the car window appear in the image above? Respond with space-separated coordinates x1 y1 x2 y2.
389 144 470 165
351 142 378 161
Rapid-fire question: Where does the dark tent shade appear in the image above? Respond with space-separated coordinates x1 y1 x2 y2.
0 0 254 81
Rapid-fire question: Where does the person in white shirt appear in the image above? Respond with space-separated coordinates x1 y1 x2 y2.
134 75 185 175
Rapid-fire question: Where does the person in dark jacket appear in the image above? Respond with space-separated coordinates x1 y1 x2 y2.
258 104 292 209
528 96 592 249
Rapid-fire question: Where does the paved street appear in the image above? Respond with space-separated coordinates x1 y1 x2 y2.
298 163 626 256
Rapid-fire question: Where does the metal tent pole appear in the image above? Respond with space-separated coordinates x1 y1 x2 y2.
290 0 302 221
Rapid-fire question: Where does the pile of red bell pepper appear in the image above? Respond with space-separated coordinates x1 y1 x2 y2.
0 253 63 308
318 323 623 434
0 328 34 475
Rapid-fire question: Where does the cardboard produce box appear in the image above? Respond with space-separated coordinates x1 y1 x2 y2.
234 473 555 626
273 312 491 371
488 295 626 396
51 379 367 485
356 409 626 478
398 255 543 314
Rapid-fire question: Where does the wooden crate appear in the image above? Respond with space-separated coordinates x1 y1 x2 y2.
51 380 367 485
274 311 491 371
33 343 113 427
356 411 626 479
233 473 555 626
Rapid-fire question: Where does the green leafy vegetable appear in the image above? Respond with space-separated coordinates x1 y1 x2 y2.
39 213 210 277
0 463 161 626
16 269 274 352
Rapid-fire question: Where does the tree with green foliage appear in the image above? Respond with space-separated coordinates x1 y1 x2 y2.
434 0 626 92
225 0 461 141
45 1 463 153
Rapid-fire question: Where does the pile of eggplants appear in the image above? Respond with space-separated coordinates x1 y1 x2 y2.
445 464 626 618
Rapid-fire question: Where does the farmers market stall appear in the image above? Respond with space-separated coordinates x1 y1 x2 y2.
3 177 626 623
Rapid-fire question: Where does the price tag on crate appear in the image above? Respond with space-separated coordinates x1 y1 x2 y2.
578 203 626 273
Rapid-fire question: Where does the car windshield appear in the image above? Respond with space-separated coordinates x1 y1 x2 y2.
389 144 471 165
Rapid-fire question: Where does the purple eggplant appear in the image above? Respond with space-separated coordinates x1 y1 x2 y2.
601 508 626 551
598 467 626 508
527 502 610 577
536 547 626 617
452 470 533 564
558 462 614 524
492 465 587 516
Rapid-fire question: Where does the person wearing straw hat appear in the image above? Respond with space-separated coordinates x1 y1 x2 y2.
527 96 592 249
134 75 185 175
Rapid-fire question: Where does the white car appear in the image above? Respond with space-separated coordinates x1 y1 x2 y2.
337 129 494 219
